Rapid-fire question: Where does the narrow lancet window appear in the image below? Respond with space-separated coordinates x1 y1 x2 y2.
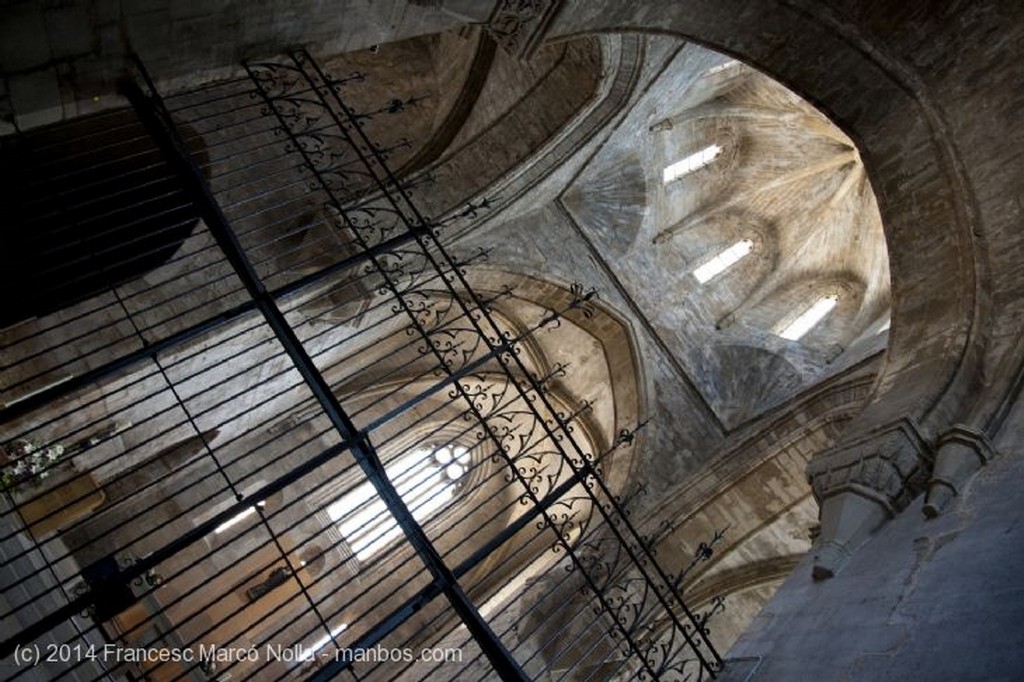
780 295 839 340
693 239 753 283
328 445 468 561
663 144 722 183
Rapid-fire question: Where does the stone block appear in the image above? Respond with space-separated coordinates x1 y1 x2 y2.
0 4 51 72
9 69 63 130
125 8 172 63
43 4 93 58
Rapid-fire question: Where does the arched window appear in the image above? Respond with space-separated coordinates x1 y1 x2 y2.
779 294 839 340
693 239 754 283
327 445 470 561
663 144 722 183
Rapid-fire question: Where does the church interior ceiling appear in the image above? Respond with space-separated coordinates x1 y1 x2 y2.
0 23 891 680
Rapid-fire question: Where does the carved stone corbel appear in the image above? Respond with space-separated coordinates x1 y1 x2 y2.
805 418 931 579
922 425 994 518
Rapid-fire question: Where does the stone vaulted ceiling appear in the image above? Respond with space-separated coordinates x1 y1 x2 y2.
563 49 891 427
0 12 898 673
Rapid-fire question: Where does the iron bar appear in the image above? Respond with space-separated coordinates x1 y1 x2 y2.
127 73 531 682
0 47 726 682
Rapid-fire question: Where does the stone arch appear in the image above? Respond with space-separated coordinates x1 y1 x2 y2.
413 34 603 218
672 55 751 112
543 1 1022 575
643 366 878 648
687 554 803 614
658 116 743 199
459 266 647 494
680 210 779 323
730 272 867 350
324 371 602 593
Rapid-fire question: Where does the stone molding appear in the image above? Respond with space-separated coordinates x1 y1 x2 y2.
448 34 645 242
922 424 995 518
807 418 935 578
934 424 994 459
485 0 563 59
806 417 932 515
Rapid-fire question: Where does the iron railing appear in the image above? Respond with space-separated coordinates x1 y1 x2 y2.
0 49 723 682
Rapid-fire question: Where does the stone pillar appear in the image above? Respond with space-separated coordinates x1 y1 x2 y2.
921 425 994 519
806 419 931 579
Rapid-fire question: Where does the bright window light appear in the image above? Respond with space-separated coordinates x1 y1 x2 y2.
328 445 469 561
780 295 839 341
693 239 753 283
214 501 265 534
306 622 348 657
663 144 722 183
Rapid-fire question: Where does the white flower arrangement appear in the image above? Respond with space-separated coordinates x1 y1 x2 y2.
1 439 66 493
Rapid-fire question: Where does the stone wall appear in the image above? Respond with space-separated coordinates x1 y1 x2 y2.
0 0 481 131
723 393 1024 680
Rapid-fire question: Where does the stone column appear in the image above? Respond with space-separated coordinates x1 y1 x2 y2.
805 418 931 579
921 425 994 519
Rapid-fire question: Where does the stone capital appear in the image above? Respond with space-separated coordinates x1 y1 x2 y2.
922 424 995 518
935 423 994 459
806 417 932 514
806 418 932 578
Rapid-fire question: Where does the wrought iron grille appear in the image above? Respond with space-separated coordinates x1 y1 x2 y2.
0 49 723 681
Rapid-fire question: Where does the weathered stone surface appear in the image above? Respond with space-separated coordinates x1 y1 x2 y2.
8 68 62 129
922 424 995 518
2 0 1023 677
0 0 472 126
724 396 1024 679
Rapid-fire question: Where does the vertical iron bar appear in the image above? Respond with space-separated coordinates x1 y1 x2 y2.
267 51 672 680
294 48 720 674
121 76 530 682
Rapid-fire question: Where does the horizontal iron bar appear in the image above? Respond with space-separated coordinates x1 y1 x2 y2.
245 58 530 682
0 228 428 427
307 454 593 681
0 435 354 659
